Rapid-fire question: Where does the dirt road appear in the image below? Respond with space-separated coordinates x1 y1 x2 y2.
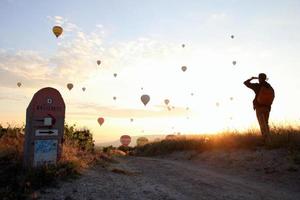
39 153 300 200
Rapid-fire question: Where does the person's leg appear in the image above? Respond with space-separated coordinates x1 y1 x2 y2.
256 108 268 138
256 107 270 141
262 108 271 141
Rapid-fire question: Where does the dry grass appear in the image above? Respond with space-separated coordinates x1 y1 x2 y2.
135 125 300 156
0 124 103 199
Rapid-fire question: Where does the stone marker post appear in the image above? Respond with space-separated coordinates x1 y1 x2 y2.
24 87 65 168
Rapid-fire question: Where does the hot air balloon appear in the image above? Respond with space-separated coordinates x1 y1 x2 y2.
141 87 143 90
52 26 63 38
164 99 170 105
97 117 104 126
67 83 73 91
97 60 101 65
136 137 149 146
182 44 185 48
120 135 131 147
113 73 117 78
231 35 234 39
130 118 134 122
17 82 22 87
191 93 194 96
186 107 189 110
216 102 220 107
165 134 176 140
181 66 187 72
232 61 237 65
230 97 234 101
141 94 150 106
172 106 175 109
167 106 171 111
113 96 117 100
82 87 86 92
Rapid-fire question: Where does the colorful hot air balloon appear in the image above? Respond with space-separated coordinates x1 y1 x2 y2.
230 97 234 101
191 93 194 96
97 60 101 65
67 83 73 91
113 73 117 78
130 118 134 122
141 87 143 90
113 96 117 100
17 82 22 87
52 26 63 38
136 137 149 146
186 107 189 110
216 102 220 107
97 117 104 126
120 135 131 147
181 66 187 72
164 99 170 105
82 87 86 92
182 44 185 48
231 35 234 39
141 94 150 106
232 61 237 65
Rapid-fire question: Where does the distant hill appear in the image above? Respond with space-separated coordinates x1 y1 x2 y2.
96 134 168 147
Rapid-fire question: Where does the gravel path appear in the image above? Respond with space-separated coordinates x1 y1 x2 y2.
38 155 300 200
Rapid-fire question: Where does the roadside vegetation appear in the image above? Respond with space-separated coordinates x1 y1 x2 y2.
135 125 300 157
2 123 300 199
0 124 102 200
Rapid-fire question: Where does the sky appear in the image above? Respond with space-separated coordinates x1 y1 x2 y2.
1 0 300 143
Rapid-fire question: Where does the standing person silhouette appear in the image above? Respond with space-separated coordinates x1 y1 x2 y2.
244 73 275 141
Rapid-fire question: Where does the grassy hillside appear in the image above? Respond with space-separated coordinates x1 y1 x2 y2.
135 125 300 156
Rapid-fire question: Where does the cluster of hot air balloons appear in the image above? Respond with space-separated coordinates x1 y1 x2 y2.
49 26 238 141
52 26 103 92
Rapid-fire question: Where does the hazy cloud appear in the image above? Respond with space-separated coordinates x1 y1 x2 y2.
69 102 187 119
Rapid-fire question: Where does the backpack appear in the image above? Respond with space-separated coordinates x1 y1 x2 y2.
257 86 274 106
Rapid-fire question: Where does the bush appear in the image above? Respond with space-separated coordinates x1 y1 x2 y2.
117 145 134 153
64 124 95 152
0 123 100 200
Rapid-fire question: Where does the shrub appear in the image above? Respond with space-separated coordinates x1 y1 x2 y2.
0 123 100 199
64 124 95 152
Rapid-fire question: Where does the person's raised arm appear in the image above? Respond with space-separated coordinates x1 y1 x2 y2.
244 77 257 88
